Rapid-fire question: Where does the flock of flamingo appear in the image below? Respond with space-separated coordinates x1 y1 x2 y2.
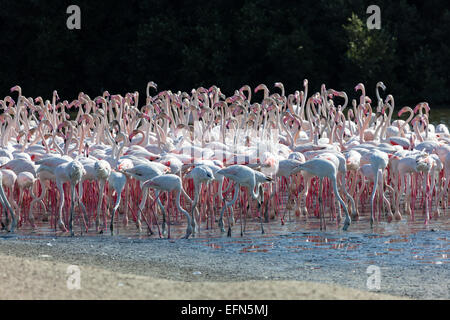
0 81 449 239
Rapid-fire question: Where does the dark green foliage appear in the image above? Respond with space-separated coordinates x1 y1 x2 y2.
0 0 448 108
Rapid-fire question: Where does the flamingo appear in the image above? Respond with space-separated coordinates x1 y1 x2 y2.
121 162 167 231
294 158 351 231
77 155 111 232
0 80 447 238
141 174 193 239
216 165 272 236
54 160 86 235
0 170 17 232
185 165 214 234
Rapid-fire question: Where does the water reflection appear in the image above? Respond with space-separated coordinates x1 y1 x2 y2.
7 208 448 270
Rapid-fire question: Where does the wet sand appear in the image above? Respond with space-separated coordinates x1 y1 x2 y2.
0 251 401 300
1 212 449 300
0 235 403 300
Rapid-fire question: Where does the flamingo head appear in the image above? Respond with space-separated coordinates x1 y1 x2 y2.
148 81 157 90
354 83 364 91
413 103 423 114
4 97 15 107
78 114 92 126
254 84 268 93
377 81 386 91
10 85 20 93
398 106 410 117
57 121 70 132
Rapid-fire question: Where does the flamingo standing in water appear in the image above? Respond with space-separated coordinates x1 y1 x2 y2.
142 174 193 239
294 158 351 231
77 155 111 233
0 170 17 232
216 165 272 236
122 162 167 231
0 80 447 237
367 150 390 227
54 160 86 236
393 152 433 223
185 165 214 234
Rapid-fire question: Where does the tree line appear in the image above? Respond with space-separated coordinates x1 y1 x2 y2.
0 0 448 108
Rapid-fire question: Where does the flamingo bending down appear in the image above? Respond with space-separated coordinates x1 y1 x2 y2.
295 158 351 231
368 150 390 227
216 165 272 236
142 174 193 239
54 160 86 236
122 163 167 231
77 156 111 232
185 165 214 234
393 153 433 223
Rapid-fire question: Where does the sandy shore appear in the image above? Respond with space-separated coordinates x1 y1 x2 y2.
0 233 417 300
0 252 400 300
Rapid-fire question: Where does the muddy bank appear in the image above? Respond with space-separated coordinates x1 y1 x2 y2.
0 252 401 300
1 217 448 299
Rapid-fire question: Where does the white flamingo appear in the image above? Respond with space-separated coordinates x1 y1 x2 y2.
216 165 272 236
0 170 17 232
294 158 351 231
142 174 193 239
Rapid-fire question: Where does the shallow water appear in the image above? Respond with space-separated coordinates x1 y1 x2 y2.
191 217 449 266
10 206 450 269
